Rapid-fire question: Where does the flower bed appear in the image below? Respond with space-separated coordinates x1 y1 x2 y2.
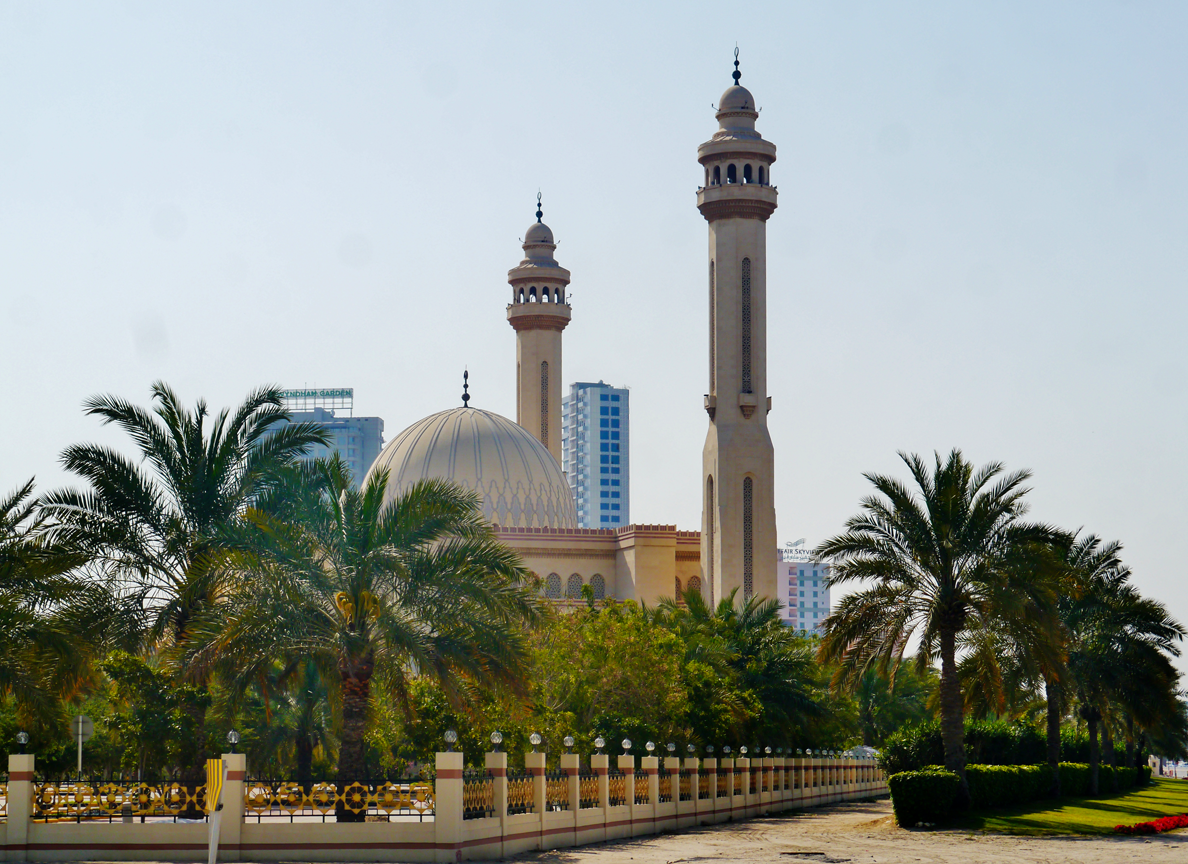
1115 813 1188 834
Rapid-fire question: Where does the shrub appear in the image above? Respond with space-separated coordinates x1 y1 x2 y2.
880 719 1050 774
887 768 959 827
965 764 1049 809
1139 765 1152 785
1116 813 1188 835
880 720 944 776
1058 762 1090 797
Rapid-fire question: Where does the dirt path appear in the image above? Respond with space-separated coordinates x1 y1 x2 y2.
499 799 1188 864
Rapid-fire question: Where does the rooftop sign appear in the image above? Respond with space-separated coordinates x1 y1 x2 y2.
280 388 353 400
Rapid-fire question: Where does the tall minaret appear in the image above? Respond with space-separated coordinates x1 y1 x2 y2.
699 53 778 604
507 195 571 465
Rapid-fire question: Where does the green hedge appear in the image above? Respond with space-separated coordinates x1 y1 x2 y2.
966 764 1048 809
889 761 1150 827
1059 762 1090 796
887 768 960 827
880 720 1140 775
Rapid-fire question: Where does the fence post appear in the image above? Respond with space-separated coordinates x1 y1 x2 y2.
8 753 33 863
591 751 609 815
219 752 246 862
561 751 580 838
664 754 682 828
618 753 636 835
485 749 508 855
640 754 657 834
525 750 546 834
701 757 716 822
435 750 464 863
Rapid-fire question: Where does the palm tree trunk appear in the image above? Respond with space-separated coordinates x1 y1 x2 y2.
336 668 372 823
297 733 314 795
1103 721 1117 792
939 626 970 808
1045 676 1061 798
1088 712 1100 796
178 696 210 820
1125 714 1136 768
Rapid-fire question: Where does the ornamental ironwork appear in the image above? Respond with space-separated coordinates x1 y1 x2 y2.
242 778 433 822
607 769 626 807
545 769 570 811
506 769 534 815
578 769 599 809
462 769 494 820
33 780 207 822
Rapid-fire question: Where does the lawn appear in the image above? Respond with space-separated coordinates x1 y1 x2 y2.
953 777 1188 835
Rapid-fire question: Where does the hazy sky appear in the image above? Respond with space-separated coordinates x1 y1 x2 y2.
3 2 1186 654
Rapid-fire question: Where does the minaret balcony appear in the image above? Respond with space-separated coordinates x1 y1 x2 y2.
507 302 571 333
696 183 778 222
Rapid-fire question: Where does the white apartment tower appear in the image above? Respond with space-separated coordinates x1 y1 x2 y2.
562 381 630 528
699 54 779 605
507 195 571 466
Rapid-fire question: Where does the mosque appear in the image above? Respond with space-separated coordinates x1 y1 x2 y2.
364 57 780 608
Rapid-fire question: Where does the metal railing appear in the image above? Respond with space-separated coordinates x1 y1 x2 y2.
658 768 672 803
607 769 626 807
578 770 599 809
749 768 758 795
545 770 569 811
698 770 711 800
733 769 743 796
33 779 208 823
716 771 729 799
243 779 433 822
506 769 534 816
634 772 649 806
678 769 693 802
462 769 494 820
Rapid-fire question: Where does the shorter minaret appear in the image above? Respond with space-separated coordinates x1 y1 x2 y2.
507 195 571 465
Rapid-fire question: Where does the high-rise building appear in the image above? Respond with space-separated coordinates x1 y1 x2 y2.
280 388 384 487
699 55 780 606
778 548 832 636
562 381 630 528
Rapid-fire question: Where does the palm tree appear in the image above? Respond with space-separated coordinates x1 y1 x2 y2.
0 478 94 727
815 449 1064 807
657 587 823 746
188 457 542 821
1062 555 1183 794
41 382 327 781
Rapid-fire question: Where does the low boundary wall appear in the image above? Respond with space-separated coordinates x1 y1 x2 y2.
0 750 886 863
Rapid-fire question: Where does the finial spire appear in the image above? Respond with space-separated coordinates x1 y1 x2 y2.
535 190 543 223
461 369 470 407
732 45 741 85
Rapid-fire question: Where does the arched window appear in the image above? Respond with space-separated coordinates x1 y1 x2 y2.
688 575 702 597
743 164 753 184
743 477 754 600
566 574 583 599
758 165 766 185
518 287 525 303
709 260 716 394
545 573 562 598
705 476 715 594
540 361 549 447
541 288 549 303
741 258 752 393
529 286 537 302
590 573 606 600
675 576 683 603
712 165 721 185
727 164 737 184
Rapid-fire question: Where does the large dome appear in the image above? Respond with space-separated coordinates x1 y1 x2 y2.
365 407 578 530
